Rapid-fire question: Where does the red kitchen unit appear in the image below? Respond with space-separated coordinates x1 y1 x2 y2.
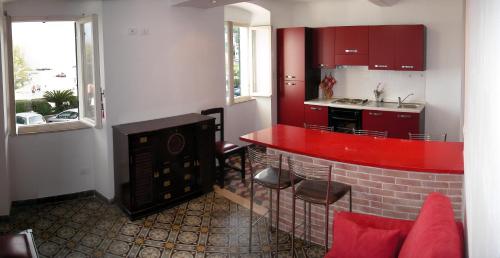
369 25 425 71
362 109 425 139
280 27 306 81
335 26 369 66
304 104 329 127
278 81 306 127
277 27 310 127
394 25 426 71
312 27 336 69
369 25 396 70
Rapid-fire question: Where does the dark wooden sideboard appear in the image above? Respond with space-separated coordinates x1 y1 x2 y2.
113 113 215 219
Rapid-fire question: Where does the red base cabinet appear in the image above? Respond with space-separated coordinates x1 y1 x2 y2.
362 110 424 139
279 81 306 127
304 104 328 127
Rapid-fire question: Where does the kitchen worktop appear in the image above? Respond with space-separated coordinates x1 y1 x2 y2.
305 98 425 113
240 124 463 174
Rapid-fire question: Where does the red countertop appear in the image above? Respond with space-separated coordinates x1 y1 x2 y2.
240 125 464 174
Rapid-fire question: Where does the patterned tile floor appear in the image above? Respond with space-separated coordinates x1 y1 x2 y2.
0 192 324 258
224 157 270 208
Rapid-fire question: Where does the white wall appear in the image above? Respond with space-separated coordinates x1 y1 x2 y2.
289 0 465 141
464 0 500 256
98 0 226 198
223 2 274 145
4 0 104 201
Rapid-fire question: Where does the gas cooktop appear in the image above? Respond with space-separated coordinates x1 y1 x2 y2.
332 98 369 105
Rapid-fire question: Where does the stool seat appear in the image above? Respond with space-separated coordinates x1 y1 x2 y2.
254 167 300 189
295 180 351 205
215 141 240 155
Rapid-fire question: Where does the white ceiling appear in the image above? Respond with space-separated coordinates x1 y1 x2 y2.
170 0 321 9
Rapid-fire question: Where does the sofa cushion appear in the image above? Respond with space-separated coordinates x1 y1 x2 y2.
336 211 415 239
325 214 403 258
398 192 463 258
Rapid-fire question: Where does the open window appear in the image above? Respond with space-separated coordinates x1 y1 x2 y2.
225 21 271 105
4 14 102 135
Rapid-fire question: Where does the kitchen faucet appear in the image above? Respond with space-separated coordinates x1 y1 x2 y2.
398 93 414 108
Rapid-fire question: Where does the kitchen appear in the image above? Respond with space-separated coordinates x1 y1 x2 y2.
277 25 435 140
1 0 498 257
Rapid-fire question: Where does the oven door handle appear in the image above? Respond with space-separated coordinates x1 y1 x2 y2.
330 117 358 122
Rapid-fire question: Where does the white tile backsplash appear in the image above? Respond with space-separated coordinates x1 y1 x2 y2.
321 66 426 103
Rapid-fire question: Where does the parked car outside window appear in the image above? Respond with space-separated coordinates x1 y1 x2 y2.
15 112 46 126
47 108 79 123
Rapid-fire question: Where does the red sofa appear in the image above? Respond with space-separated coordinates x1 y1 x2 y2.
325 192 464 258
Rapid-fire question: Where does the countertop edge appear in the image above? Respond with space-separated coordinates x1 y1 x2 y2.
240 136 464 175
304 99 425 113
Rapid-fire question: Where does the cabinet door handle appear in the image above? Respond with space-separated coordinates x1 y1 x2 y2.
397 114 412 119
345 49 358 53
374 65 388 68
285 75 296 79
310 107 322 111
401 65 414 69
369 112 383 116
285 82 296 86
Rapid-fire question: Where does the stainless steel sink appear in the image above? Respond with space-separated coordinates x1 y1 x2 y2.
399 104 420 109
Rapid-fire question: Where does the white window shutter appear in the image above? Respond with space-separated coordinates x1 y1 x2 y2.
250 25 272 97
76 14 102 128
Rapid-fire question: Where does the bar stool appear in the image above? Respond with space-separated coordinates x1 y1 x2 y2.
288 157 352 254
304 123 334 132
247 145 298 254
353 129 388 138
409 132 448 142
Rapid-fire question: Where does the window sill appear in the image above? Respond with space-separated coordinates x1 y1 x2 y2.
233 96 256 105
16 120 93 135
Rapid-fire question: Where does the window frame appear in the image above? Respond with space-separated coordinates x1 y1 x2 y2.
226 21 252 105
225 21 272 105
4 14 103 135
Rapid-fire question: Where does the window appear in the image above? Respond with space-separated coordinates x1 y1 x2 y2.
6 15 102 134
225 22 271 105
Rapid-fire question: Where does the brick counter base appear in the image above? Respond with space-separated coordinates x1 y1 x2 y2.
266 148 464 247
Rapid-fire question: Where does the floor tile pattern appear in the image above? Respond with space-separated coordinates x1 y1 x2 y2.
0 193 324 258
225 156 270 208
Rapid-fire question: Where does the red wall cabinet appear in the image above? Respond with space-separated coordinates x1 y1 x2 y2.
370 25 425 71
281 27 306 81
312 27 336 69
394 25 425 71
335 26 369 66
362 110 424 139
369 26 396 70
304 104 328 127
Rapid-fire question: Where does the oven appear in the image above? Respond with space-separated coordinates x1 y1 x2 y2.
328 107 362 134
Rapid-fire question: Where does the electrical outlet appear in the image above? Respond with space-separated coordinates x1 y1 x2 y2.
127 28 138 36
